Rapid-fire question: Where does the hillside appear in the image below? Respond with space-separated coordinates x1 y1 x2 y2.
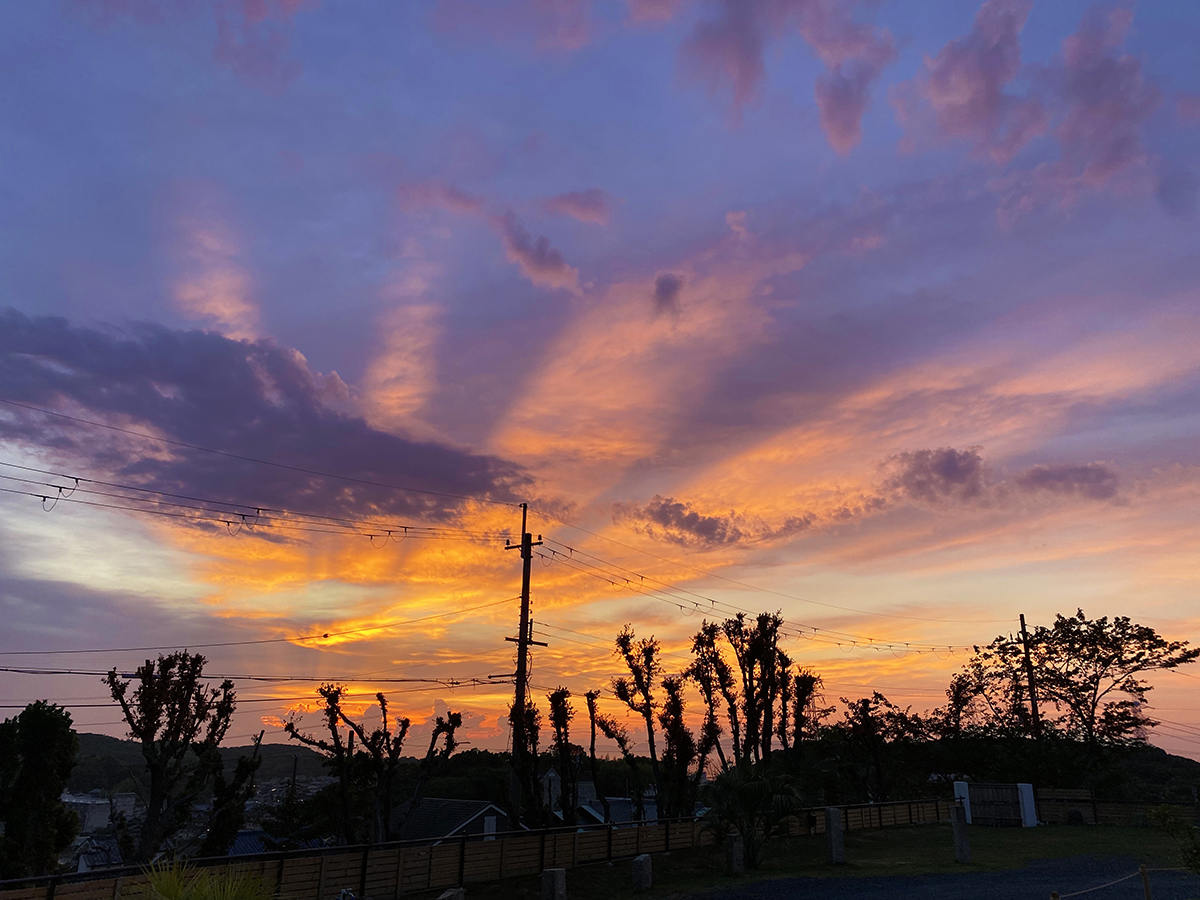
68 733 328 793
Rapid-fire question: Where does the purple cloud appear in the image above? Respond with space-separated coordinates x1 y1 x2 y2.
433 0 594 51
1014 462 1119 500
891 0 1046 164
77 0 311 92
680 0 893 151
653 272 684 315
491 212 581 293
616 494 748 546
883 447 988 504
397 181 486 215
542 189 615 225
0 309 526 521
1054 4 1160 188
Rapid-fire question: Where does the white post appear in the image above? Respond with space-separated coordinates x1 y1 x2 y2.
1017 784 1038 827
953 781 972 824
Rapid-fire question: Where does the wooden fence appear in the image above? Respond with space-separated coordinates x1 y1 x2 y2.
1036 788 1200 827
0 799 954 900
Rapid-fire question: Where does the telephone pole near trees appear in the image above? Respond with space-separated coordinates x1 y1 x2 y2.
501 502 543 825
1019 613 1042 738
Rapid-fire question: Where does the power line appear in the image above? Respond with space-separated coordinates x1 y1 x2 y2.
0 398 518 507
0 462 509 538
0 596 518 656
0 665 496 685
535 547 973 655
0 484 508 541
533 514 1011 625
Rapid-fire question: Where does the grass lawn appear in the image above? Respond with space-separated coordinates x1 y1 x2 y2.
436 824 1187 900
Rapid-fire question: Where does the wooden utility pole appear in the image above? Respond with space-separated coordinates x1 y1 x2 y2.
503 502 543 825
1019 613 1042 738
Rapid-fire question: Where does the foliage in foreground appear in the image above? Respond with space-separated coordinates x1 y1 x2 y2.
143 861 274 900
701 765 802 869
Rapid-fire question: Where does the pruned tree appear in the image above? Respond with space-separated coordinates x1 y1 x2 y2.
594 707 645 821
687 621 739 768
657 675 715 818
284 683 357 844
338 692 411 843
287 685 463 843
612 624 663 794
547 687 579 825
198 731 264 857
393 709 463 838
0 702 79 878
508 696 543 826
791 670 827 745
584 690 612 824
105 652 235 862
721 612 789 765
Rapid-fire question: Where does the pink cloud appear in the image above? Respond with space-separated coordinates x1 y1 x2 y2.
800 0 896 154
990 4 1161 225
1178 94 1200 125
680 0 893 152
492 212 581 293
393 182 582 291
433 0 593 51
1055 4 1160 187
626 0 685 23
75 0 312 91
397 181 486 215
891 0 1046 164
542 188 615 225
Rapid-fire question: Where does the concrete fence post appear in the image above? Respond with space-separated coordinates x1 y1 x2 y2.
724 833 744 875
541 868 566 900
632 854 652 892
951 804 971 864
824 808 845 864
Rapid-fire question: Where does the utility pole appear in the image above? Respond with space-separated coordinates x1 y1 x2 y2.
502 502 543 825
1019 613 1042 738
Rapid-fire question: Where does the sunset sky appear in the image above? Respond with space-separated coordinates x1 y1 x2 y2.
1 0 1198 761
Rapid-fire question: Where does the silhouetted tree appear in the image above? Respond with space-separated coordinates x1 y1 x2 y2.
105 652 235 862
722 612 790 765
688 621 739 768
393 710 463 838
594 708 645 821
584 690 612 824
285 684 358 843
547 687 579 824
0 702 79 877
613 624 663 794
287 685 463 843
261 775 310 851
657 675 714 818
197 731 263 857
508 697 543 826
791 670 827 746
831 692 926 802
946 610 1200 746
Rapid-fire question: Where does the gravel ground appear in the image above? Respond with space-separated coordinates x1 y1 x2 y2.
691 856 1200 900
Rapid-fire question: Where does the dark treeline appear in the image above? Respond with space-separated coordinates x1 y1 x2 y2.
3 609 1198 877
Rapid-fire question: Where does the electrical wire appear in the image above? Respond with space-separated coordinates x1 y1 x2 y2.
0 596 518 656
0 398 518 507
535 547 973 654
533 516 1013 625
0 462 510 539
